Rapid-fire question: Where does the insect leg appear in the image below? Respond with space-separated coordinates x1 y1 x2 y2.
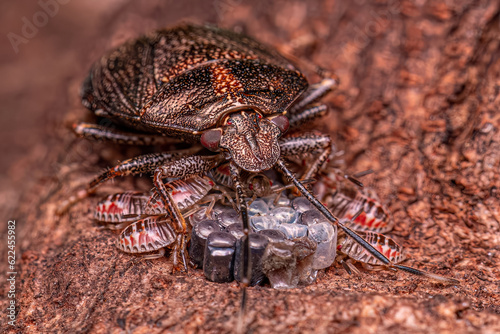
280 132 332 182
228 162 251 334
73 122 184 146
288 104 328 130
153 155 222 272
211 184 238 211
277 160 460 284
98 221 133 230
88 150 201 191
56 149 200 215
289 77 337 115
57 152 190 213
276 159 392 266
286 76 337 129
340 258 362 275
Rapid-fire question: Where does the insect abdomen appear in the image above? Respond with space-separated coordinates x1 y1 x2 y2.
117 216 176 253
144 175 215 214
94 191 149 223
339 231 405 265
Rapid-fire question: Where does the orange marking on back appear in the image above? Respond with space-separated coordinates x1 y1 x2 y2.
210 64 244 97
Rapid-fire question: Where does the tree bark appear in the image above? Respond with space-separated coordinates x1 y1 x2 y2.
1 0 499 333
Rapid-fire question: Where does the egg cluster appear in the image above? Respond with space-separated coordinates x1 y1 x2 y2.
188 194 337 288
93 169 404 289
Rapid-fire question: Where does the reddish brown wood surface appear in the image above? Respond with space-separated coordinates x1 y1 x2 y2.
1 1 499 333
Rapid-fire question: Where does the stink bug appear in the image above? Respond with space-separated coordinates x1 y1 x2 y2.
66 24 458 295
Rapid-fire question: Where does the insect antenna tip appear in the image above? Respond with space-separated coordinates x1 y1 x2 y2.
393 264 460 285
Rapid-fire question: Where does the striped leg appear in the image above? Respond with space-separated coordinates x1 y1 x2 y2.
289 77 337 115
56 147 200 215
280 132 332 183
152 155 222 272
73 122 184 146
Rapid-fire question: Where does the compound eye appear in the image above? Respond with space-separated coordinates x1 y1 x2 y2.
270 115 290 134
201 128 222 151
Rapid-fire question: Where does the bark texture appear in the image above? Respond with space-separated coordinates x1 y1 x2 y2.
1 0 499 333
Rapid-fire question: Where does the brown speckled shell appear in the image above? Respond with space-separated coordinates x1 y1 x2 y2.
82 25 308 138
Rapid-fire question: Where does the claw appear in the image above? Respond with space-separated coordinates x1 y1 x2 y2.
171 233 189 274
